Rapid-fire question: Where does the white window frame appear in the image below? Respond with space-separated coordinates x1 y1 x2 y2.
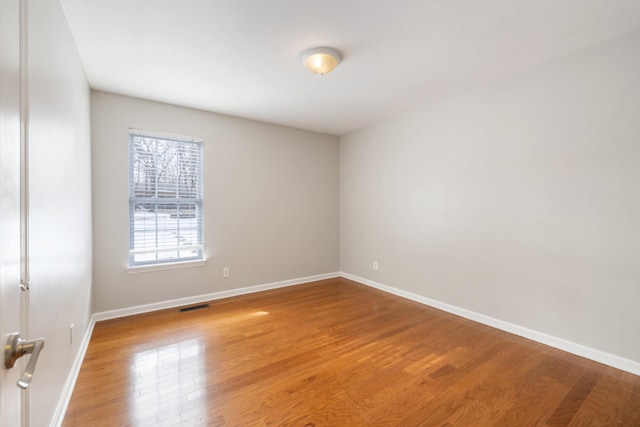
128 129 204 267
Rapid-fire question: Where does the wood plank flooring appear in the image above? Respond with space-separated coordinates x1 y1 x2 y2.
63 278 640 426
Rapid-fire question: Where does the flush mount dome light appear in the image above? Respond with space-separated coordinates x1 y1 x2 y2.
301 47 341 76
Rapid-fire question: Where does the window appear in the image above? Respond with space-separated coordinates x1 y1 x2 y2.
128 129 203 266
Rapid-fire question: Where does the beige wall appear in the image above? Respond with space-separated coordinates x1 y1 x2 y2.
340 30 640 363
91 91 340 312
28 0 93 425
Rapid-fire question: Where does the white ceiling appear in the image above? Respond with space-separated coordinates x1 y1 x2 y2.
59 0 640 135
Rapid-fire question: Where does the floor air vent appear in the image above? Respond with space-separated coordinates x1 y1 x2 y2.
179 303 210 313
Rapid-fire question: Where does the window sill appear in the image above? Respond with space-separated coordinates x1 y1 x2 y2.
126 259 207 274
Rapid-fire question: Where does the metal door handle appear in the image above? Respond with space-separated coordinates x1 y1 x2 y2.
4 333 45 389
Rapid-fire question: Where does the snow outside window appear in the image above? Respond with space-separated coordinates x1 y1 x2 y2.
128 129 204 266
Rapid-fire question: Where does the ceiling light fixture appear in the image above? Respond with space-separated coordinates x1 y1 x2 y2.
301 47 341 76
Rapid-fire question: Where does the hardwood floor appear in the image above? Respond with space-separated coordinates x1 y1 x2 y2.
63 278 640 426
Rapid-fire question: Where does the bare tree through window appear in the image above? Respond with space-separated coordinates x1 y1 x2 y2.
128 130 203 266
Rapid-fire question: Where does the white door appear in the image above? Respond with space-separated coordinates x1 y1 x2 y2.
1 0 26 425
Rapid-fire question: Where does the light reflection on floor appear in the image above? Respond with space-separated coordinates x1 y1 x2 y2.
128 339 207 425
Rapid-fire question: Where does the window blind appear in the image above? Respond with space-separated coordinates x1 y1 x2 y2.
128 129 204 266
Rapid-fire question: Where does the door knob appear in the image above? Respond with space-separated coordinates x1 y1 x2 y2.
4 333 45 389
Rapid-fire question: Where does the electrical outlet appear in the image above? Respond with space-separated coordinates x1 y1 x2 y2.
373 261 379 271
70 323 74 345
223 267 230 278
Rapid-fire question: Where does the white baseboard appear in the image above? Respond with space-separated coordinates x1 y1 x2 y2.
340 272 640 376
50 313 97 427
94 272 341 322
